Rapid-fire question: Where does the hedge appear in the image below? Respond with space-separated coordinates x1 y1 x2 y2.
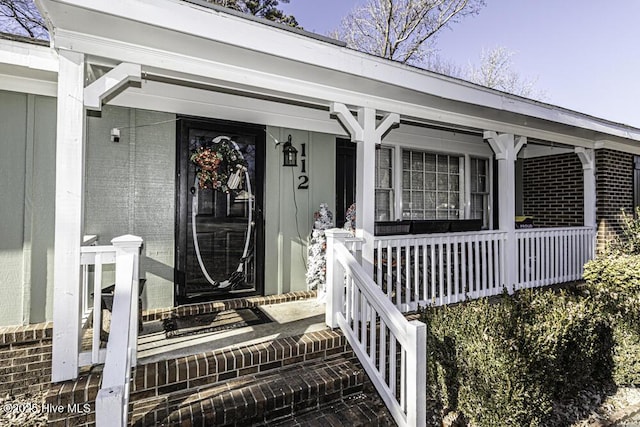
422 289 614 427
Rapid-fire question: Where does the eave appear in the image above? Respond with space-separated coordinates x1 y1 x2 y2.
34 0 640 150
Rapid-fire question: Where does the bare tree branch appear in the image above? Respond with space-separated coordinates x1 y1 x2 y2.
466 46 547 100
334 0 484 65
0 0 48 39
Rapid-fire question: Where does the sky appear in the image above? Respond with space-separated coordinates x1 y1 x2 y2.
279 0 640 129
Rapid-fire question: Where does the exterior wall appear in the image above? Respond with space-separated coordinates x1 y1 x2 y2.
84 106 176 310
522 152 583 227
0 90 56 327
595 149 634 251
264 127 335 296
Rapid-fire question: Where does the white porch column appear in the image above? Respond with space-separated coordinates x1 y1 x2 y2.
575 148 596 228
52 50 86 382
484 131 526 293
331 103 399 276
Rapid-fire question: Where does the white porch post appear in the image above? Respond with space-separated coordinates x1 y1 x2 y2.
575 148 596 228
330 103 399 276
52 50 86 382
484 131 526 293
576 148 596 258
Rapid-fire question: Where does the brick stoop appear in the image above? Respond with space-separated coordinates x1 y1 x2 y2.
130 353 393 426
46 328 395 426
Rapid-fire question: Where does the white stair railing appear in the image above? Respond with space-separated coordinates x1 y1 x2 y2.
95 235 142 427
326 229 426 427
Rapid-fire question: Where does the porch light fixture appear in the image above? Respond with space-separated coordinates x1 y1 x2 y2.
281 135 298 167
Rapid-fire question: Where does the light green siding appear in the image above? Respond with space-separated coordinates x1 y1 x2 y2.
264 127 336 295
0 90 56 326
84 106 176 310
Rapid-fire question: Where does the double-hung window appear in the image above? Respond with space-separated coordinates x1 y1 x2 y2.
375 146 394 221
470 157 490 228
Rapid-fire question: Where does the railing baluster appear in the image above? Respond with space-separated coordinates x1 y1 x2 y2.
474 235 481 297
92 253 103 364
453 239 460 302
445 236 452 305
438 238 444 306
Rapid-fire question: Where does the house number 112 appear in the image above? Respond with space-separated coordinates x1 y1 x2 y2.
298 143 309 189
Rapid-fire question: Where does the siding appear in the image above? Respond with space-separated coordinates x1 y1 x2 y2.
84 106 176 310
0 90 56 326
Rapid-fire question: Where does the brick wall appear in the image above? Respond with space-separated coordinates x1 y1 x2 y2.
595 149 634 251
0 323 52 397
522 153 584 228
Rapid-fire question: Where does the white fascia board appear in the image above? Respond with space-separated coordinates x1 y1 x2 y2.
595 139 640 156
0 38 58 73
0 72 57 97
52 30 597 148
41 0 640 143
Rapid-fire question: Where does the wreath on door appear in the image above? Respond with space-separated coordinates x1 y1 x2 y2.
190 136 248 192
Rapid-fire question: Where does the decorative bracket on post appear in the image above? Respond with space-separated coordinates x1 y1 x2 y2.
84 62 142 112
575 147 595 170
330 103 399 277
484 131 526 161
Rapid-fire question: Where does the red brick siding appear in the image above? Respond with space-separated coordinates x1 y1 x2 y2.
0 323 52 397
522 153 584 228
595 149 634 251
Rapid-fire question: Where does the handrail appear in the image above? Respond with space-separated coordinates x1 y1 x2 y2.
326 229 426 427
374 229 506 241
96 253 136 427
80 235 142 427
515 225 595 233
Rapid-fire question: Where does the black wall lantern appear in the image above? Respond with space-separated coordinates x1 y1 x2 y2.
282 134 298 167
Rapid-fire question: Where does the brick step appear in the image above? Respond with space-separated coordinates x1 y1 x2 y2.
46 329 350 426
130 353 370 426
270 381 395 427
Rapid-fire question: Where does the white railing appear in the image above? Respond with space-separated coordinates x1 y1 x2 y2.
80 235 142 427
516 226 595 289
326 229 426 427
374 230 507 311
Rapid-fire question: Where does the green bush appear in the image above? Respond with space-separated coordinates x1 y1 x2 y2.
422 289 613 427
584 254 640 385
583 255 640 328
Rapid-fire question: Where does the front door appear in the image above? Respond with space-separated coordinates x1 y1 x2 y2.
176 117 265 304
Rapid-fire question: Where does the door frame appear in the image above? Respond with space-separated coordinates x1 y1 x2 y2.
174 116 266 305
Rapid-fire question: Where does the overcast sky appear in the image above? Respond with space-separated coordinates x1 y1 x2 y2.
280 0 640 128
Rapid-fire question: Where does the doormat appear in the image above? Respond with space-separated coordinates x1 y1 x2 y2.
162 307 272 338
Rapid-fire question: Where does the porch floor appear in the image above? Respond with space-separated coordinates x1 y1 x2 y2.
137 295 327 364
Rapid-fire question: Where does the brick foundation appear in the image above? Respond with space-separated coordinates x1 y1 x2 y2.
595 149 634 252
522 153 584 227
0 322 53 397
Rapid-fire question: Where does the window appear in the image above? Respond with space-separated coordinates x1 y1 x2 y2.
470 157 490 228
375 147 393 221
402 150 462 220
373 146 491 227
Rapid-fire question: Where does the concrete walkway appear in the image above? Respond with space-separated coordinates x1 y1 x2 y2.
137 298 328 363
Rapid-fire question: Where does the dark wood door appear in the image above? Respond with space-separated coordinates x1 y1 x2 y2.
176 117 265 304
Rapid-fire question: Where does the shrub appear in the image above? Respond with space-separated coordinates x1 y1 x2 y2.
422 289 613 427
584 254 640 385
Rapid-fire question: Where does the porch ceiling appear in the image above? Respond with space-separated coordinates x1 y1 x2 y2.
36 0 640 150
